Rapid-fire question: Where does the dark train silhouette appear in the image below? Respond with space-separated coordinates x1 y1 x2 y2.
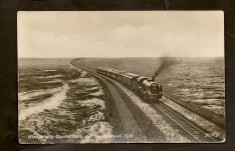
97 67 162 102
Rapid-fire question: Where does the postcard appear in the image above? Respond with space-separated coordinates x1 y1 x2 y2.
18 11 225 144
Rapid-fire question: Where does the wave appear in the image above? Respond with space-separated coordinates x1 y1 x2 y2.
88 90 104 97
43 75 63 78
79 98 106 110
70 77 99 86
19 84 69 121
19 86 63 101
84 86 100 91
80 71 87 77
44 69 57 72
40 79 63 84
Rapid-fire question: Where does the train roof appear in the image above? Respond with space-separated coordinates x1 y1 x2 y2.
137 76 148 82
111 70 120 74
122 74 132 78
115 70 125 73
112 69 120 72
98 67 126 72
124 72 140 78
97 67 106 70
105 68 114 72
101 67 109 70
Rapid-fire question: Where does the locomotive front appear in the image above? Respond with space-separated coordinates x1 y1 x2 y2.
142 80 162 101
148 82 162 101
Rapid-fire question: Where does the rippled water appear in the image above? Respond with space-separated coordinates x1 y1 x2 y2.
156 58 225 116
18 59 113 144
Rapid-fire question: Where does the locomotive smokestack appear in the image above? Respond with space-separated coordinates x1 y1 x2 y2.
152 74 157 81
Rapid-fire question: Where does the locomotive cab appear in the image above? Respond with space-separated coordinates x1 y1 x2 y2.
137 77 148 94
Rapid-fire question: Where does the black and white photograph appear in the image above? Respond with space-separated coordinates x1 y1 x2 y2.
17 11 225 144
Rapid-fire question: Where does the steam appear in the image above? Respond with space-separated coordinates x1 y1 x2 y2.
152 58 176 81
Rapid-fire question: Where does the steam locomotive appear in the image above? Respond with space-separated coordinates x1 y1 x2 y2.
96 67 162 102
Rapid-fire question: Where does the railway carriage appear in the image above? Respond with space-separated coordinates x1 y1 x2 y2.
101 68 107 75
124 73 140 91
106 69 113 77
116 71 125 82
98 67 104 75
122 74 132 87
109 70 115 79
102 69 107 75
110 70 120 79
97 67 103 74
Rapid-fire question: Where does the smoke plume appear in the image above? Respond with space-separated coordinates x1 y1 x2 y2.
152 58 176 81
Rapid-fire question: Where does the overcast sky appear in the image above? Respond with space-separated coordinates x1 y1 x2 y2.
18 11 224 58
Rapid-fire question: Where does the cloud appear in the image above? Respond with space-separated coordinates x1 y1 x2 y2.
19 31 109 58
116 25 137 39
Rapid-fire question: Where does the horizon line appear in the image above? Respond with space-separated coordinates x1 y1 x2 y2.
18 56 224 59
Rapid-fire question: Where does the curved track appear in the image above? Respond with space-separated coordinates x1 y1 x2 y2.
71 60 217 143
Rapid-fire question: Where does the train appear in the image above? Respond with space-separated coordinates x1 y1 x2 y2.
96 67 162 102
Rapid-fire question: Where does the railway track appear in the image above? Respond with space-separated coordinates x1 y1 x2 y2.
152 101 216 142
71 60 218 143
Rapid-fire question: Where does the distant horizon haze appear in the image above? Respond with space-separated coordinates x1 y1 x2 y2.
18 56 224 59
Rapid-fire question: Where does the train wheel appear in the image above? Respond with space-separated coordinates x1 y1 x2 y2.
145 95 149 103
